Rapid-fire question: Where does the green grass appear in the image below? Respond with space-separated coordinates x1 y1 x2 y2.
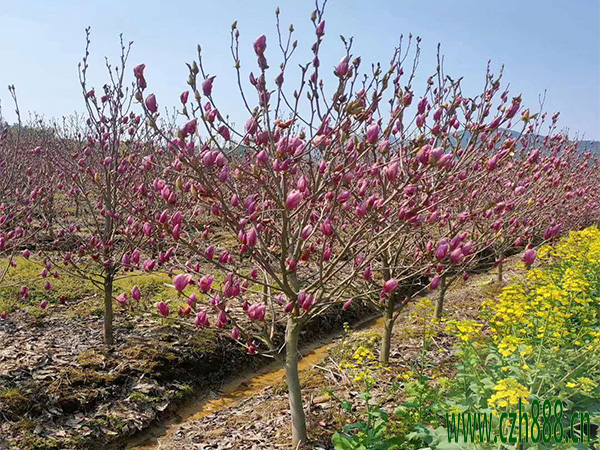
0 256 226 318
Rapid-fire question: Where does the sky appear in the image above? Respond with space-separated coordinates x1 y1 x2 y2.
1 0 599 140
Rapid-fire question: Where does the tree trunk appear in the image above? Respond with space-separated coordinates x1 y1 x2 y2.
285 317 307 446
103 273 114 345
434 275 447 320
497 257 504 284
379 295 395 365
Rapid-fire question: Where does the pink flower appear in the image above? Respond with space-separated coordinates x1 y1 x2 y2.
334 57 350 77
429 276 441 290
131 286 141 301
231 327 241 340
366 124 379 144
320 219 334 236
143 222 152 236
253 35 267 56
195 310 209 327
315 20 325 36
180 91 189 104
246 227 258 247
133 63 145 78
383 278 398 294
145 94 158 113
116 293 128 305
173 274 192 292
248 303 266 321
217 310 228 328
40 300 48 310
204 245 215 260
417 97 428 114
486 155 498 171
20 286 30 299
172 223 181 240
301 295 314 310
157 301 170 317
435 243 449 261
133 64 146 89
245 116 258 134
385 162 399 182
522 249 536 266
198 275 214 293
132 249 141 264
187 293 198 307
342 299 353 310
0 311 7 320
286 190 303 210
218 125 231 141
300 225 313 240
202 76 216 96
22 249 31 259
256 149 268 165
450 248 463 264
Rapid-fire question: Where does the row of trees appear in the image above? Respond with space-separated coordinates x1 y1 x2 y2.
1 3 599 446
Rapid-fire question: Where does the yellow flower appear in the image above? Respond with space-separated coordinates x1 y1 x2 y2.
488 378 530 410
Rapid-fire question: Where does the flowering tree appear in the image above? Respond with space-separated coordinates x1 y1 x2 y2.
345 60 532 358
0 87 43 300
30 30 159 344
130 4 450 444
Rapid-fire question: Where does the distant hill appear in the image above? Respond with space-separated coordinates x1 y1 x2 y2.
580 140 600 153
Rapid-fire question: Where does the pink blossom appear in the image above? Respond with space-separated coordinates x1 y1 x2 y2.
315 20 325 36
131 286 141 301
198 275 214 293
429 276 441 290
320 218 334 236
116 293 128 305
334 57 350 77
157 301 170 317
204 245 215 260
366 124 379 144
173 274 192 292
522 249 536 266
253 35 267 56
145 94 158 113
195 310 210 327
300 225 313 240
383 278 399 294
202 76 216 96
286 190 303 210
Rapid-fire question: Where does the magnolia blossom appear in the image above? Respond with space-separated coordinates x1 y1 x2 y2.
522 249 537 266
157 301 170 317
173 274 192 292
